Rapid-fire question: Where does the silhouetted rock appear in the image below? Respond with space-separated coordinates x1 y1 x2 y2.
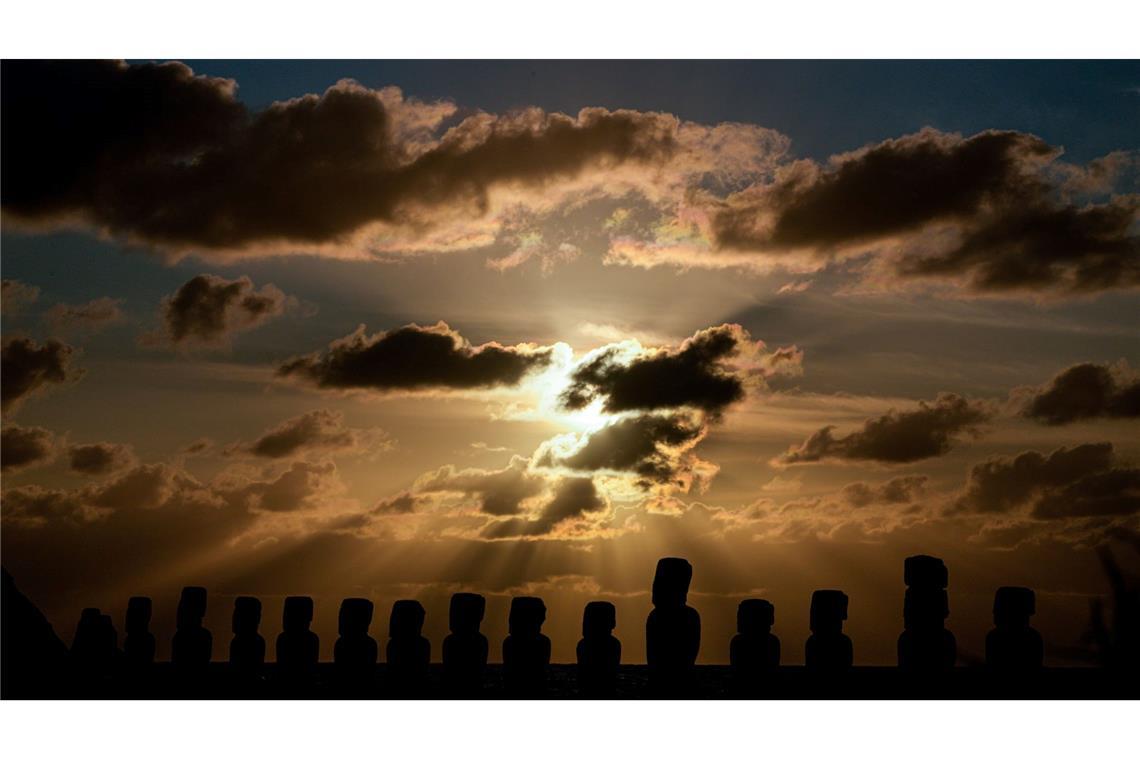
171 586 212 674
386 599 429 695
576 600 620 697
124 596 155 667
987 586 1043 670
276 596 319 686
229 596 265 679
443 592 488 695
805 590 852 670
731 599 780 689
503 596 551 696
0 568 67 697
646 557 701 695
898 555 956 671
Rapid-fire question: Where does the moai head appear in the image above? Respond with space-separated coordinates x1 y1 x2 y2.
389 599 425 639
810 590 848 634
177 586 207 628
737 599 775 636
903 588 949 627
98 614 118 649
338 598 374 638
994 586 1035 628
232 596 262 636
904 555 948 589
582 601 616 638
508 596 547 637
76 607 101 640
126 596 152 634
282 596 314 633
652 557 693 607
449 592 486 635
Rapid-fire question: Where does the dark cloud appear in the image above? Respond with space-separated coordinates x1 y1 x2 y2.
1 425 56 472
481 477 606 538
1 337 83 413
954 442 1140 520
777 393 993 465
152 274 287 346
66 442 135 476
415 456 546 516
840 475 929 507
1017 362 1140 425
44 297 125 333
561 324 773 417
1 279 40 315
278 321 553 394
229 409 389 459
371 491 419 515
710 129 1140 295
226 460 346 514
2 60 677 254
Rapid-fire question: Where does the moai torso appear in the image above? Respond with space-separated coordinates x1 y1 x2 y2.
386 599 429 690
805 590 852 671
442 593 488 693
731 599 780 680
124 596 155 666
229 596 265 676
646 558 701 692
577 601 621 697
503 596 551 696
276 596 319 681
898 556 956 671
172 587 212 670
986 587 1043 670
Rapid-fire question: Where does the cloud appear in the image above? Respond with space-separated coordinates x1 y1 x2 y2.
481 477 607 538
147 274 287 346
1 279 40 314
1016 362 1140 425
561 323 800 417
44 297 125 333
227 409 391 459
224 460 347 513
371 491 419 515
278 321 553 395
840 475 929 507
1 337 83 413
1 425 56 472
414 456 547 516
953 442 1140 520
66 442 136 475
776 393 993 465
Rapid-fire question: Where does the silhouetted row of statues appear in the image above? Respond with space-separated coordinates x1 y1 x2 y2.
65 555 1045 696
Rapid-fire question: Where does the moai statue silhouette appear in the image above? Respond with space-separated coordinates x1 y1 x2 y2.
442 592 488 695
805 590 853 671
276 596 319 685
898 555 956 672
229 596 265 678
333 597 377 693
171 587 212 673
646 557 701 694
503 596 551 696
71 607 117 681
576 601 621 697
986 586 1043 670
386 599 430 694
731 599 780 687
123 597 155 667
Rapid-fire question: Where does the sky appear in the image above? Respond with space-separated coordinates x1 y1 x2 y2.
1 59 1138 666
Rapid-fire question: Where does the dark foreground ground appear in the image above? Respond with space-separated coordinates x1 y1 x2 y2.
5 663 1134 699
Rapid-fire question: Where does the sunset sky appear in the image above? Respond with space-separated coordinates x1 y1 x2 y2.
2 59 1138 665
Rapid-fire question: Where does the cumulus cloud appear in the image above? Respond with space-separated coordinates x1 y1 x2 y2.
953 442 1139 521
840 475 929 507
481 477 607 538
1 425 56 472
224 460 347 513
278 321 553 395
1 279 40 314
66 442 136 475
1016 362 1140 425
147 274 287 346
414 456 547 516
776 393 994 465
227 409 391 459
44 297 125 333
1 337 83 413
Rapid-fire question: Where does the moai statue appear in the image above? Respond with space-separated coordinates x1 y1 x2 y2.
986 587 1043 670
646 557 701 694
805 590 853 671
229 596 265 678
276 596 319 686
897 555 956 672
442 592 488 695
502 596 551 696
731 599 780 688
576 601 621 697
71 607 117 684
333 597 377 693
386 599 430 694
171 587 212 673
123 597 155 667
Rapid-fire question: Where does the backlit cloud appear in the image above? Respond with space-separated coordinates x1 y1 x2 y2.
1 425 56 472
147 274 288 347
1 337 83 413
1016 362 1140 425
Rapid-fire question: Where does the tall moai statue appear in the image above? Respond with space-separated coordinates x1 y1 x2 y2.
646 557 701 694
71 607 117 681
334 597 377 692
276 596 319 685
171 587 212 673
986 586 1043 670
229 596 265 678
731 599 780 687
442 592 488 695
805 590 853 670
898 555 956 672
386 599 430 694
123 596 155 667
502 596 551 696
576 601 621 697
